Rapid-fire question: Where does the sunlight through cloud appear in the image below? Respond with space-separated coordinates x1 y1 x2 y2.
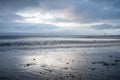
16 9 103 28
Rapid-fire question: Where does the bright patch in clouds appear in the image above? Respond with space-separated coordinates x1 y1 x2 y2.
16 9 103 28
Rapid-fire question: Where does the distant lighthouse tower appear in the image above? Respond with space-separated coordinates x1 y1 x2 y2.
104 32 106 36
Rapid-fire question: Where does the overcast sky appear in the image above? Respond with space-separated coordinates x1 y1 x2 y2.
0 0 120 35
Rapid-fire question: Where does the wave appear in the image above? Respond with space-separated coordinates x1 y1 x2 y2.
0 40 120 47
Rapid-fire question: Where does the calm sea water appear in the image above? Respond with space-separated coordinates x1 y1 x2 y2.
0 35 120 80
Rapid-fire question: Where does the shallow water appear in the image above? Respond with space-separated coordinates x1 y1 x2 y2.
0 36 120 80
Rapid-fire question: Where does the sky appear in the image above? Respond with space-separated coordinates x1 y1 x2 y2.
0 0 120 35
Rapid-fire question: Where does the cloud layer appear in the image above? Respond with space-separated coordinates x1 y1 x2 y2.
0 0 120 35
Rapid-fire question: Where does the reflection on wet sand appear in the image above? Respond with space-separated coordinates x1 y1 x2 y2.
14 49 119 80
22 52 78 67
18 51 84 80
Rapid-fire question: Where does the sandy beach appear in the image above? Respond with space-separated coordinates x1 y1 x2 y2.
0 36 120 80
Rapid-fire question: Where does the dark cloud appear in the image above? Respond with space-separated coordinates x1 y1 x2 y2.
0 0 40 9
37 0 120 22
0 21 59 33
92 24 120 30
74 0 120 22
0 0 40 22
0 0 120 22
90 0 120 7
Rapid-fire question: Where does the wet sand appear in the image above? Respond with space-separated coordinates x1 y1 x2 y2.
0 36 120 80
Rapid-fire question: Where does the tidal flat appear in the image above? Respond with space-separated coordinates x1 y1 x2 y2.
0 36 120 80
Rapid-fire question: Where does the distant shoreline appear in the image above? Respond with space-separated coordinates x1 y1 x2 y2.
0 35 120 39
